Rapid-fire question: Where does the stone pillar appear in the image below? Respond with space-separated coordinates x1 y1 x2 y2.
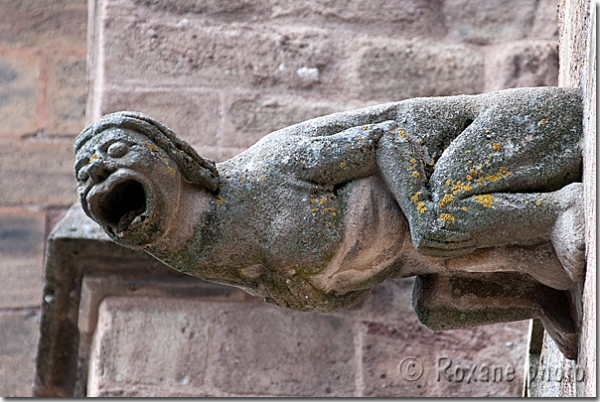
527 0 596 397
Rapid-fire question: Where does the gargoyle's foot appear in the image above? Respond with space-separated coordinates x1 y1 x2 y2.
550 182 586 283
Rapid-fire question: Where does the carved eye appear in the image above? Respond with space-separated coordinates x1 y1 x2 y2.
107 142 128 158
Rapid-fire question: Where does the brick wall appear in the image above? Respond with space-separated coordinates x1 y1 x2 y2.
2 0 562 396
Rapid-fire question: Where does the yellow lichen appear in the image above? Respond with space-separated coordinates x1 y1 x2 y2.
409 166 415 170
466 175 473 181
539 119 549 125
147 143 159 152
412 171 420 178
438 193 454 207
492 143 501 151
319 196 327 205
328 222 333 227
535 201 541 206
310 198 317 204
409 158 417 163
462 206 467 211
340 161 347 170
167 166 175 175
474 194 495 208
215 196 227 205
485 130 490 134
88 154 99 164
311 208 318 213
440 213 455 223
417 201 427 214
411 191 422 203
363 125 370 130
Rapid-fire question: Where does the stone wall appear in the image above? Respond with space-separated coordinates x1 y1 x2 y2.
0 0 566 397
0 0 87 396
527 0 595 397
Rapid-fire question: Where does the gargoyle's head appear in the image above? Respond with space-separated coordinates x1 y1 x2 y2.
74 112 218 249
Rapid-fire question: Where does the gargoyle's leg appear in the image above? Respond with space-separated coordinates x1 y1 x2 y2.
375 130 477 252
412 272 578 360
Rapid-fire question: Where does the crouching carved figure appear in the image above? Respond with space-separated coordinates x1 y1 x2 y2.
75 87 585 359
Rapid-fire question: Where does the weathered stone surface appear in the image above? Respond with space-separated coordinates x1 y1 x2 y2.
531 0 560 40
207 303 355 396
0 139 77 206
0 51 40 136
345 38 484 101
88 297 355 396
269 0 446 38
88 297 211 396
0 309 40 397
361 318 528 396
101 10 340 93
0 208 45 309
222 93 368 148
0 0 87 48
46 53 87 135
100 88 221 148
485 41 558 91
443 0 537 45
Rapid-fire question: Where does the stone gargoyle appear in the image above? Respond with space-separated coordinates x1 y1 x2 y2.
75 87 585 359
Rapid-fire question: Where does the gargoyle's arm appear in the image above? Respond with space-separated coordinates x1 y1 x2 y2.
287 120 399 185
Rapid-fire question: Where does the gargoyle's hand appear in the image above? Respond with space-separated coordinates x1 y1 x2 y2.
411 208 476 258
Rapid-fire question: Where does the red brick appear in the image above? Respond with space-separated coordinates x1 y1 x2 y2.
484 41 558 91
361 318 529 397
99 9 342 94
0 51 40 136
0 139 77 207
0 0 87 49
345 37 484 101
0 208 45 309
99 87 221 149
46 52 87 136
0 310 40 397
442 0 538 45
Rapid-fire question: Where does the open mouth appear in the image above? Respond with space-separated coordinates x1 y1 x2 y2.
96 179 148 233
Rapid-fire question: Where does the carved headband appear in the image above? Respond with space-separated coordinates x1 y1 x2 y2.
75 111 219 192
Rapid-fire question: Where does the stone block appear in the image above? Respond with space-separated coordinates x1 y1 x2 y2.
485 41 559 91
269 0 446 38
0 208 45 309
361 318 529 397
531 0 560 40
46 53 87 136
207 303 356 396
0 51 40 136
88 297 211 396
443 0 537 45
100 7 341 93
345 37 484 101
222 92 368 148
99 88 220 149
0 0 87 48
0 309 40 397
0 139 77 206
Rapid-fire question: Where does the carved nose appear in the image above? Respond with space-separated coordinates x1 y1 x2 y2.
84 159 114 184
